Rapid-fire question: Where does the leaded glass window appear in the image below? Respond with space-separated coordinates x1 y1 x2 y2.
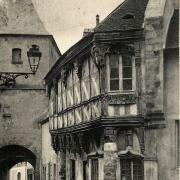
121 159 143 180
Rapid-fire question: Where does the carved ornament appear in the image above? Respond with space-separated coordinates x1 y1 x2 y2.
91 45 109 68
74 61 82 79
104 127 117 143
61 68 68 87
107 43 134 55
107 93 137 105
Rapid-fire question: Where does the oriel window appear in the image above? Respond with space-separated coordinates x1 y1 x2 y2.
108 54 135 91
12 48 22 64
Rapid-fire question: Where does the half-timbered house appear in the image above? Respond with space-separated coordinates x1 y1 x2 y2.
44 0 179 179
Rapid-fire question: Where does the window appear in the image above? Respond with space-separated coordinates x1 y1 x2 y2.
175 120 180 167
108 54 134 91
70 160 76 180
91 159 98 180
53 164 56 180
27 174 33 180
122 55 133 90
121 159 143 180
83 161 88 180
42 166 46 180
109 54 120 91
17 172 21 180
12 48 22 64
123 14 135 19
48 163 51 180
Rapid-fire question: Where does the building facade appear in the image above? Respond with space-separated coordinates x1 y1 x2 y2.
45 0 179 180
41 119 58 180
10 162 34 180
0 0 61 180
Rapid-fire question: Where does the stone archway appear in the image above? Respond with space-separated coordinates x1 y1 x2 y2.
0 145 38 180
144 0 178 116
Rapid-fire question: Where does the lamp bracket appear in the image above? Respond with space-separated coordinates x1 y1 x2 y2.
0 72 34 87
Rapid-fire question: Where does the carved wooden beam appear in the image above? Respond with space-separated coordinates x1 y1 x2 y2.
125 129 133 147
61 68 68 88
134 127 145 154
51 134 60 153
104 127 117 143
107 93 137 105
107 43 135 55
77 133 84 155
74 61 82 79
91 45 109 69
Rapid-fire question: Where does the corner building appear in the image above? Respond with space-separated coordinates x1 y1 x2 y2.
45 0 179 180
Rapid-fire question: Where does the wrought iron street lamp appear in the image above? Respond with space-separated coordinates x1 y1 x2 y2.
0 45 42 87
27 45 42 74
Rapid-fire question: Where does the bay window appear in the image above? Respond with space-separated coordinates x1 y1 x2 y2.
108 54 135 92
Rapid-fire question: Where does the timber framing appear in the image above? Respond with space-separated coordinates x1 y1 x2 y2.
44 29 144 85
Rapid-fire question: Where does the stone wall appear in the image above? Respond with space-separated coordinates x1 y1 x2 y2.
144 0 179 180
0 35 60 179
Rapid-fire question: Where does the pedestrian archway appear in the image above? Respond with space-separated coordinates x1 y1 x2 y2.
0 145 36 180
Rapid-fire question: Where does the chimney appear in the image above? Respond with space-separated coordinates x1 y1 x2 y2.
96 14 100 26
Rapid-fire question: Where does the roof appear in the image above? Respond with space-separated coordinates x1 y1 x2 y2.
45 33 93 82
45 0 149 83
94 0 149 32
0 0 49 35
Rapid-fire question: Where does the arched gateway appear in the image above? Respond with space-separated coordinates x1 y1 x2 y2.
0 145 37 180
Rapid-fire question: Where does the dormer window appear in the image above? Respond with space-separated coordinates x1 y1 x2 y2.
123 14 135 19
12 48 22 64
107 54 135 92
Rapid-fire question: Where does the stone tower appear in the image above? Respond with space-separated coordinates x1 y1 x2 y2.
0 0 61 180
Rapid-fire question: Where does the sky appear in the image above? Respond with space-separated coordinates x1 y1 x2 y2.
32 0 124 53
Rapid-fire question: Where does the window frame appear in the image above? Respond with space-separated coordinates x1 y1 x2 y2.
83 161 88 180
175 120 180 167
17 172 21 180
107 53 136 93
91 158 99 180
120 158 144 180
53 163 56 180
70 159 76 180
12 48 22 64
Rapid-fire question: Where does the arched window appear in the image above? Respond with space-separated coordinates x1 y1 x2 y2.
17 172 21 180
12 48 22 64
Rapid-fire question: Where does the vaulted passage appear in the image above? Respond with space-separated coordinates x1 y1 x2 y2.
0 145 36 180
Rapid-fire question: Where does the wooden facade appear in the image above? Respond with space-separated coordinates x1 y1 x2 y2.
45 30 146 179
